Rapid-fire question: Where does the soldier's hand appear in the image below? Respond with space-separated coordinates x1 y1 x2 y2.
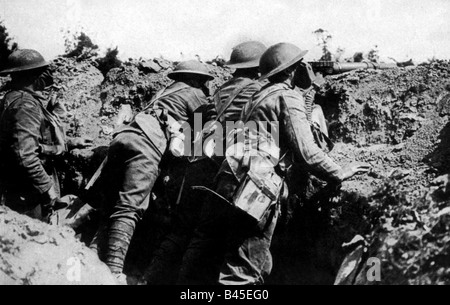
342 163 371 181
68 137 94 149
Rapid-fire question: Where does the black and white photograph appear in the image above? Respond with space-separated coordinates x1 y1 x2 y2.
0 0 449 292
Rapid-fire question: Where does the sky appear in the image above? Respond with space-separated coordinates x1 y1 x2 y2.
0 0 449 63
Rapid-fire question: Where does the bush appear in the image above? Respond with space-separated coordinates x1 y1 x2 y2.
367 45 380 63
96 47 122 76
0 20 18 71
313 28 333 61
63 31 99 61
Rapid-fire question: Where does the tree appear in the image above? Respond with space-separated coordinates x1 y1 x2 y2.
63 30 99 61
313 28 333 61
96 47 122 76
0 20 18 71
335 47 346 62
367 45 380 63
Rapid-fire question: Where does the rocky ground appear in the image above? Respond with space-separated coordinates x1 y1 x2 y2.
0 206 116 285
1 57 449 285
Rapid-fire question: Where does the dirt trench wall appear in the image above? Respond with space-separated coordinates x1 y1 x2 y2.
311 61 450 285
0 206 116 285
317 60 450 146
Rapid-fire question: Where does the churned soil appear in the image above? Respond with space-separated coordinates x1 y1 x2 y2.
1 57 449 285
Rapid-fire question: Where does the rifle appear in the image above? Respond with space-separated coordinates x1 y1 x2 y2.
308 60 414 76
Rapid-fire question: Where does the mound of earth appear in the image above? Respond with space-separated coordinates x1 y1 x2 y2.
0 206 116 285
274 60 450 285
318 60 450 146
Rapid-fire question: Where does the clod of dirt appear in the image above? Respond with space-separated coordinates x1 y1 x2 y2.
0 206 116 285
139 60 162 73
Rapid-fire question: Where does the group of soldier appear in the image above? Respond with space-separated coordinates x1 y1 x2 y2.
0 41 370 285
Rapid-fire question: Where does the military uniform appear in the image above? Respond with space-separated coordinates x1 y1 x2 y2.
145 76 263 284
220 81 345 284
94 65 211 276
177 80 346 284
212 77 262 124
0 88 63 220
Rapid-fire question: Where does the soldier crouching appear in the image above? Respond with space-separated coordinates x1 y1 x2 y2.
90 60 214 283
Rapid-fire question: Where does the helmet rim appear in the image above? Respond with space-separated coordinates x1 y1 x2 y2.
258 43 308 81
168 60 214 81
0 49 49 76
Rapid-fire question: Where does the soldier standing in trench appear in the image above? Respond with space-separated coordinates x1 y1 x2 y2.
0 49 92 223
90 60 213 283
178 43 370 285
145 41 268 284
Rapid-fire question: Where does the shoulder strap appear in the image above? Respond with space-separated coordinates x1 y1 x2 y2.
214 78 254 123
144 83 191 111
241 86 285 122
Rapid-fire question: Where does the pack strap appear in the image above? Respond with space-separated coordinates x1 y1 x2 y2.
241 86 285 121
191 185 233 206
190 80 256 161
214 79 254 123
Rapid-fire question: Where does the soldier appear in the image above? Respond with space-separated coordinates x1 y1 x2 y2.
145 41 267 284
178 43 370 285
91 60 213 283
211 41 267 125
0 49 92 222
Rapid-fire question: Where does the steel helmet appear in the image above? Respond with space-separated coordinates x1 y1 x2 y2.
168 60 214 81
259 43 308 80
225 41 267 69
0 49 50 75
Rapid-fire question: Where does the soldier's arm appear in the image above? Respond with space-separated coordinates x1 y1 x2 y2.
9 99 54 194
280 92 345 183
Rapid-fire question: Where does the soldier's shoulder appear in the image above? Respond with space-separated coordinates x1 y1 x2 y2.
256 83 291 99
166 82 206 100
218 78 237 89
5 90 41 110
249 79 264 91
281 88 304 100
218 77 261 92
280 89 306 111
189 86 208 101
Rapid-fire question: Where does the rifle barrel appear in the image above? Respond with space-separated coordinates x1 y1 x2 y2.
309 61 399 75
332 62 397 74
